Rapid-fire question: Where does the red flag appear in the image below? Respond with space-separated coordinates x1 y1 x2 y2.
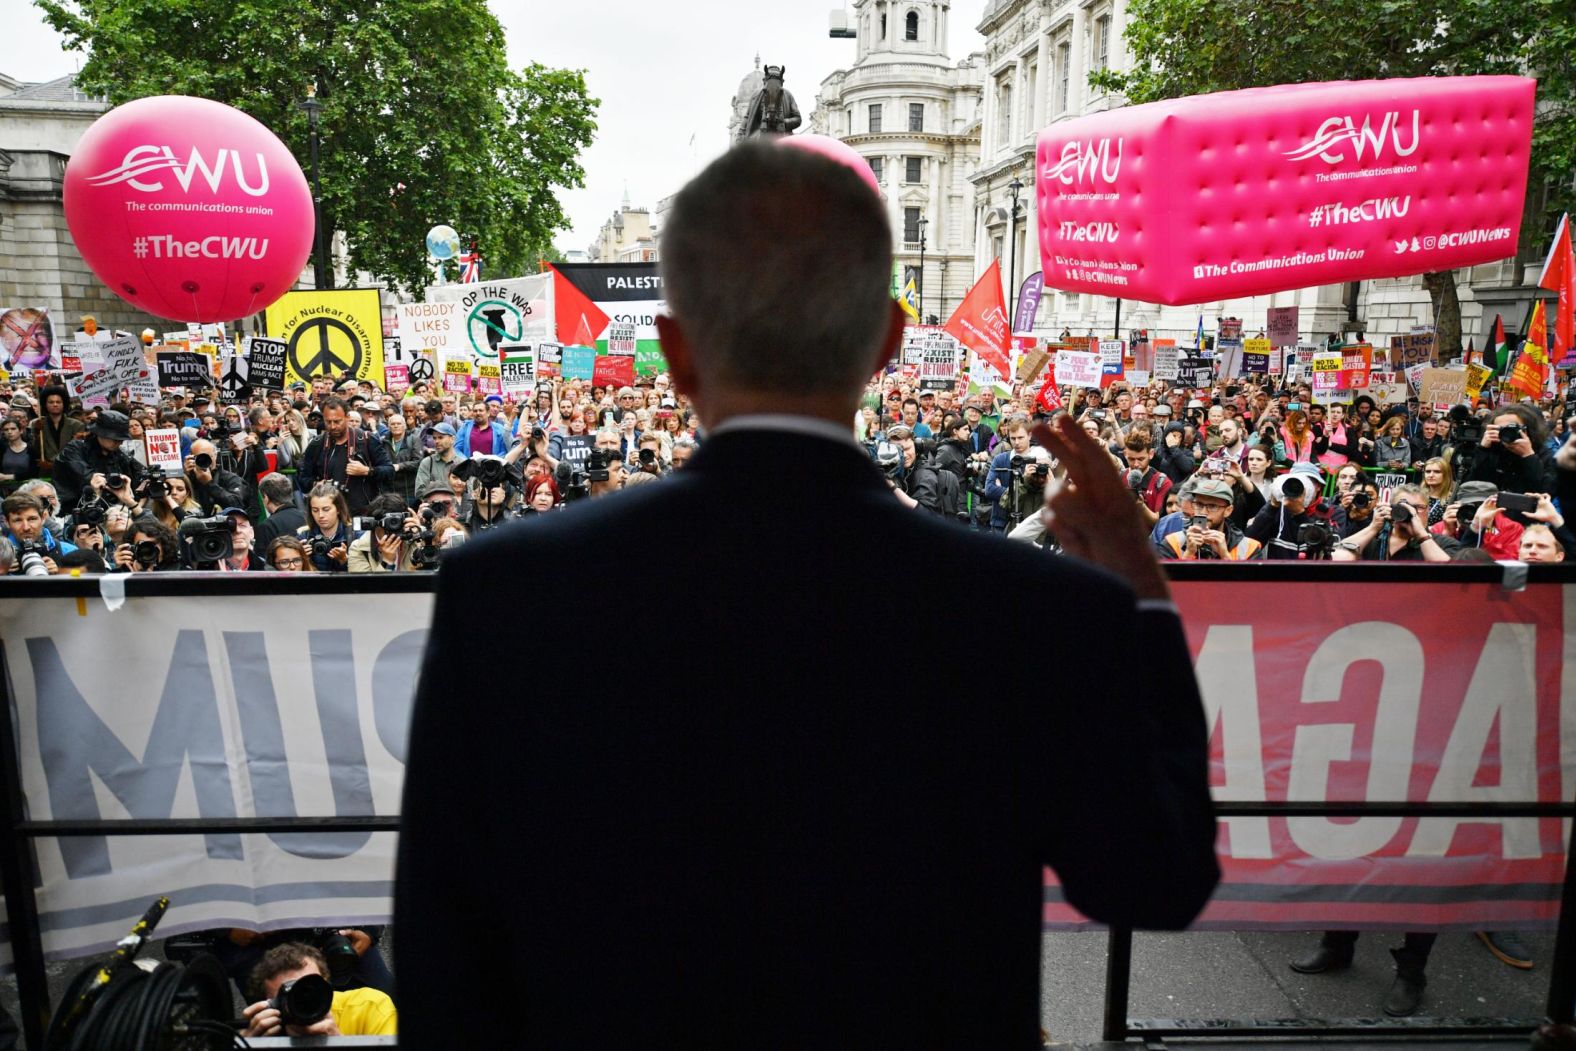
1035 363 1063 413
1507 301 1549 399
1538 213 1574 365
944 260 1013 382
592 354 634 387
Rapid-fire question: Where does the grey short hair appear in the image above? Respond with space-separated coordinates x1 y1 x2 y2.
661 140 893 396
0 535 13 573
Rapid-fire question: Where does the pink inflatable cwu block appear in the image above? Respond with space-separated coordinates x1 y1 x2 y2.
1035 76 1536 306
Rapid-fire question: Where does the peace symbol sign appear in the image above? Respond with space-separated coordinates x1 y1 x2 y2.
288 316 364 379
409 357 435 382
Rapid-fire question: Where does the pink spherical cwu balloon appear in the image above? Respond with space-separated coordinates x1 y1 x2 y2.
64 95 314 323
777 133 883 196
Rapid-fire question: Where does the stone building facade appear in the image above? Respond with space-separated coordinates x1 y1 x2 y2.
810 0 982 323
0 75 171 336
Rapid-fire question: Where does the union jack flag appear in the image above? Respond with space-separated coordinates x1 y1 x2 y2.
459 246 482 283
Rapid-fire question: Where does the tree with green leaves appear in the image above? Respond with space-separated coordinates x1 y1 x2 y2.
1091 0 1574 354
40 0 599 296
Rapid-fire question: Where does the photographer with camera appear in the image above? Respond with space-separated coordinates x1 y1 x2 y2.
1329 475 1382 538
241 942 397 1038
297 481 356 572
886 425 963 517
1153 421 1198 484
1332 485 1452 562
348 494 422 572
2 493 73 574
214 507 265 572
1467 405 1556 517
53 410 144 510
983 416 1043 531
297 397 394 516
110 515 182 573
183 438 247 515
414 422 467 500
1160 477 1262 560
1244 463 1337 559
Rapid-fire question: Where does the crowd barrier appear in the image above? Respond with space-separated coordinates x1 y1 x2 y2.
0 566 1573 1048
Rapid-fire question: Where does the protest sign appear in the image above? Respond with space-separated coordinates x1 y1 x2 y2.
1405 363 1427 395
1217 319 1243 341
244 338 288 391
593 354 634 387
1214 338 1244 378
498 345 535 395
1153 339 1179 381
606 321 637 356
216 352 251 404
1310 351 1343 393
562 346 596 380
1266 306 1299 348
1372 472 1409 499
1015 347 1051 385
1465 362 1494 404
559 434 594 466
1177 356 1213 387
1339 343 1373 389
1126 369 1151 387
1054 350 1102 387
1242 338 1271 374
156 351 212 389
383 364 410 394
920 335 961 390
475 363 502 397
264 289 386 387
143 428 182 473
538 342 563 367
1098 339 1125 386
428 275 554 359
1367 374 1408 406
396 301 461 356
442 355 472 394
1419 367 1468 408
635 346 667 377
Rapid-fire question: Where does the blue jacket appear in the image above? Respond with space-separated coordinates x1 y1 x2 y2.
456 420 508 458
4 529 76 564
983 449 1015 528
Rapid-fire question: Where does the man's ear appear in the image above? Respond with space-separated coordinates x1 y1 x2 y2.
656 314 700 402
866 300 906 380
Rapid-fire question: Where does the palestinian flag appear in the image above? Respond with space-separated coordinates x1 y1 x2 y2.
1483 313 1509 377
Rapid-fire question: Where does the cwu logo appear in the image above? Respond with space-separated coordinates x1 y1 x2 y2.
86 145 271 197
1044 138 1123 186
1285 111 1421 165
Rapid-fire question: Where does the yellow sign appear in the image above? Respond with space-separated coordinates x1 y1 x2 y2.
445 358 471 377
1243 338 1272 357
264 288 386 386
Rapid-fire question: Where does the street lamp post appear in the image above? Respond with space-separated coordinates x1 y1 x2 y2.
1007 175 1023 322
299 85 329 291
917 215 928 324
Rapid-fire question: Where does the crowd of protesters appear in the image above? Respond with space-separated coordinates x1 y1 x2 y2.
2 355 1575 576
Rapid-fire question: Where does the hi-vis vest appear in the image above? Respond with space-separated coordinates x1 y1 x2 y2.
1163 529 1263 561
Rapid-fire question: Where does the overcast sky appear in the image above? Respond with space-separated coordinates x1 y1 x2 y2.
9 0 989 255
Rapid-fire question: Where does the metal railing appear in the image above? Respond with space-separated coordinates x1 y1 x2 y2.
2 566 1574 1049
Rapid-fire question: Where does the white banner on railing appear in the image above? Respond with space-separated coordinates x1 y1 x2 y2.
0 593 433 969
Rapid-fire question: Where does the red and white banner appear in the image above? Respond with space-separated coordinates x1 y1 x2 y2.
1045 580 1575 931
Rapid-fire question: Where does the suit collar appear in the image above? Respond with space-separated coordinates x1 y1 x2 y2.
687 429 886 490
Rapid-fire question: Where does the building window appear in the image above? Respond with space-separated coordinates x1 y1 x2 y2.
904 207 922 243
1057 43 1071 113
905 156 922 183
880 11 888 39
996 76 1013 145
905 10 919 40
993 235 1004 266
869 156 884 183
1096 14 1112 71
869 103 883 133
1024 62 1038 119
909 103 924 132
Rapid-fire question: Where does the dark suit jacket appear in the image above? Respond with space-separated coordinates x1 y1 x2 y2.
396 427 1218 1048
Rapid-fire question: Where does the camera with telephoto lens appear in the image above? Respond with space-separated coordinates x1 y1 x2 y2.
450 455 509 490
1271 474 1310 503
124 539 160 569
1448 404 1482 444
267 972 333 1027
1390 501 1414 527
192 452 214 472
1351 491 1371 509
15 540 49 577
1455 502 1481 532
179 514 234 565
873 441 902 476
137 464 168 501
74 492 107 528
105 473 126 492
314 930 360 989
1497 423 1523 447
357 513 408 534
638 446 659 471
585 448 612 483
1297 521 1334 553
554 461 591 501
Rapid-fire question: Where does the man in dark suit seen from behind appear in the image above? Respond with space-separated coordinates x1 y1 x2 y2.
396 140 1219 1048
